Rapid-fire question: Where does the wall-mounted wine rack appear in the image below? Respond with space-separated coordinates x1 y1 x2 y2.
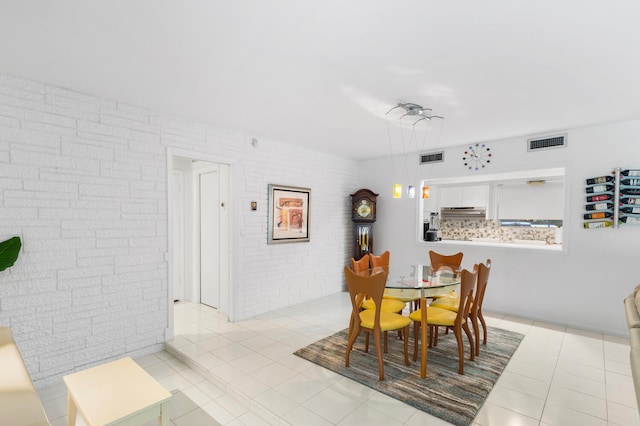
584 168 640 229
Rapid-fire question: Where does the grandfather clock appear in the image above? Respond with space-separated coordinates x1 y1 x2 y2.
350 189 378 260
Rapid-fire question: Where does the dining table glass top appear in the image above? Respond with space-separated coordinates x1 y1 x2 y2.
357 264 461 298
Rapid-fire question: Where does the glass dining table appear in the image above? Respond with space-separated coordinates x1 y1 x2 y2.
355 264 461 378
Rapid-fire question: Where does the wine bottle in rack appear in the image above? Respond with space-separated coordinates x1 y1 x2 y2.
586 193 613 202
621 170 640 177
620 206 640 214
620 216 640 224
583 221 613 229
621 177 640 186
585 202 613 211
585 184 615 193
620 197 640 205
621 187 640 196
585 175 614 185
583 212 613 220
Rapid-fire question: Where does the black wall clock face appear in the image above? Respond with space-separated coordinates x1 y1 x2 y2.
463 143 492 171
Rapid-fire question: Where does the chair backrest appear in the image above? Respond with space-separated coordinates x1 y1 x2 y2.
472 259 491 315
344 266 388 326
455 265 478 326
429 250 463 275
350 255 370 272
370 251 390 268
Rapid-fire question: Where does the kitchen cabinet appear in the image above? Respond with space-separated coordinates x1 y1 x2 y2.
497 182 563 220
440 185 488 208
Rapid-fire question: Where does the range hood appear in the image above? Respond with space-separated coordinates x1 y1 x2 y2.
441 206 487 219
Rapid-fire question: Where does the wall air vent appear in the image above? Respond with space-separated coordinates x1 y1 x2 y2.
419 151 444 164
527 134 567 152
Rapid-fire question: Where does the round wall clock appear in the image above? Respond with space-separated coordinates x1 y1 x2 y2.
463 143 492 171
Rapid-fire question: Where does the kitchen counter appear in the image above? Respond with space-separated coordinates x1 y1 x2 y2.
422 239 564 252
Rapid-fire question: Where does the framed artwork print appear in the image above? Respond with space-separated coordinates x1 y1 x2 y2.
267 184 311 244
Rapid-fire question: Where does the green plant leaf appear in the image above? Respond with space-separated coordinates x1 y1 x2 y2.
0 236 22 272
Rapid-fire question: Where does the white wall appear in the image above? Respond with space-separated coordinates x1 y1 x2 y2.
0 73 358 387
361 121 640 337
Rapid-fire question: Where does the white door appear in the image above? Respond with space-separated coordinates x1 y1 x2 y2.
199 167 221 308
172 170 185 301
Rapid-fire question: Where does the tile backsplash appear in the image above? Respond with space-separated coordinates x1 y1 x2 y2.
439 219 559 244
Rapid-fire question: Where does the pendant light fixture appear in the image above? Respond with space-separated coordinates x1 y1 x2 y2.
385 102 443 199
422 186 430 199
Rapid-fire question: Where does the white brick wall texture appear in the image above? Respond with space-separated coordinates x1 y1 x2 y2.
0 72 359 387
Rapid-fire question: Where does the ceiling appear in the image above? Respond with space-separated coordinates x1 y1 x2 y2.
1 1 639 160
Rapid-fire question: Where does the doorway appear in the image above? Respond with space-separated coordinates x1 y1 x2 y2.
170 153 231 323
195 162 230 308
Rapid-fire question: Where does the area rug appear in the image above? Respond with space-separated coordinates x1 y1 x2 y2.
294 327 524 426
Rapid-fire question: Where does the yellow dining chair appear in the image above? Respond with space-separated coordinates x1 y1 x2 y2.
430 259 491 356
351 255 405 313
428 250 464 302
374 250 420 314
344 266 412 381
348 256 404 352
409 265 477 375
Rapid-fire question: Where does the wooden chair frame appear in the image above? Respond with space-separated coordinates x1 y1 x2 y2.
344 266 411 381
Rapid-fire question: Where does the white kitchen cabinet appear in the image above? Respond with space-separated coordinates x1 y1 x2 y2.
497 182 564 220
440 185 488 207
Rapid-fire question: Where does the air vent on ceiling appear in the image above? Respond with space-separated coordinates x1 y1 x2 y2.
527 134 567 152
420 151 444 164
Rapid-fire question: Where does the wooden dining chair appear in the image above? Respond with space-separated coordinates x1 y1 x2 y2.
472 259 491 355
373 250 420 314
350 255 370 272
409 265 477 375
429 259 491 356
349 254 405 353
369 251 390 268
429 250 463 276
428 250 464 303
351 255 405 313
344 266 411 381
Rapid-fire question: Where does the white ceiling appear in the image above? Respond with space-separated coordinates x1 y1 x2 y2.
1 1 639 160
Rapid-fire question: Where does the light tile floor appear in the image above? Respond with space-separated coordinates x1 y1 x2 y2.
39 292 640 425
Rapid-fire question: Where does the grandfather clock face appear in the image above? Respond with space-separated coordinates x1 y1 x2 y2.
355 199 373 220
351 190 377 223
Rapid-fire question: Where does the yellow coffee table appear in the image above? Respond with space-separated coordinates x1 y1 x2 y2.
63 357 172 426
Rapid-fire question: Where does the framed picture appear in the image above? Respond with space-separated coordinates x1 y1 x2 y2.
267 184 311 244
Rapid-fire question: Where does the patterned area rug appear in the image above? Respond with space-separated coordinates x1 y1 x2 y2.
294 326 524 426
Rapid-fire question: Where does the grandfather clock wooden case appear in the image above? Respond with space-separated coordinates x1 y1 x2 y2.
350 189 378 260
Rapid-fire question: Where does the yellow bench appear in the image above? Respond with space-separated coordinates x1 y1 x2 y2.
0 327 50 426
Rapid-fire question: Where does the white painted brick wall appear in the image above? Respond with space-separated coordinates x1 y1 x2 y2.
0 73 359 387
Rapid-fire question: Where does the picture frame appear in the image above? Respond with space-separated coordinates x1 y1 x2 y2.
267 184 311 244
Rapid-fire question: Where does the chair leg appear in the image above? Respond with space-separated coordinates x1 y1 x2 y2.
365 331 370 352
403 325 410 367
471 312 480 356
345 325 360 368
428 325 435 348
454 326 465 374
412 322 420 362
479 310 487 345
384 331 388 353
463 322 475 362
374 330 384 381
